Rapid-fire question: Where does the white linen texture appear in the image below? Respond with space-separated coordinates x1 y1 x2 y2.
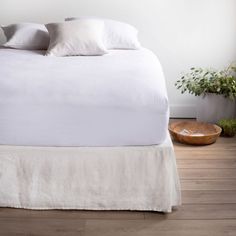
66 17 141 50
0 48 169 146
0 134 181 212
1 23 49 50
45 19 108 56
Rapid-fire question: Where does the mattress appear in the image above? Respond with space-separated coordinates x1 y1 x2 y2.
0 48 169 146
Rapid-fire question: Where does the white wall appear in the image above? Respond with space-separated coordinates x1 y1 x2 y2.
1 0 236 117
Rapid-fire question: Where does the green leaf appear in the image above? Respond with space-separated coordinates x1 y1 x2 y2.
175 63 236 99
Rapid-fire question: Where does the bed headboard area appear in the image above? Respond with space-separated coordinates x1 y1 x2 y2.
1 0 236 118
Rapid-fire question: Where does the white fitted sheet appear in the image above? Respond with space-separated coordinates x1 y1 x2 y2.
0 48 169 146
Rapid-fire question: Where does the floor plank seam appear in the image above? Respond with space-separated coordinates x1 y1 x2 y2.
178 168 236 169
180 178 236 180
182 203 236 205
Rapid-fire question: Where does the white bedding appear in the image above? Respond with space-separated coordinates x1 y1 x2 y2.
0 48 169 146
0 133 181 212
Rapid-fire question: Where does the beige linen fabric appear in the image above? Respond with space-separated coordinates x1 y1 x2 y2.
46 20 108 56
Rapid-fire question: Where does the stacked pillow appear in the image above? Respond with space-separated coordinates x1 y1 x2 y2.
1 23 49 50
1 18 141 56
65 17 141 50
45 19 108 56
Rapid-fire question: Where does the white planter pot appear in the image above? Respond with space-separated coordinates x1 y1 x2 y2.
196 93 236 124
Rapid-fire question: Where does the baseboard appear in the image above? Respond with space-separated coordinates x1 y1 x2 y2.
170 104 196 118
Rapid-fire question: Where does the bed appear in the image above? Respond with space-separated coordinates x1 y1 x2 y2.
0 47 181 212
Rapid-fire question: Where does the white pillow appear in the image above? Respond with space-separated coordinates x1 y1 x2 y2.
65 17 141 50
1 23 49 50
45 19 108 57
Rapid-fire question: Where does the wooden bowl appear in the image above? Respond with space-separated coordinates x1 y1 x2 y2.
169 121 222 145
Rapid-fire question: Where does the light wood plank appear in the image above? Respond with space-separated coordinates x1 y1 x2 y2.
0 218 85 236
174 142 236 149
175 150 236 160
177 159 236 168
179 169 236 179
181 179 236 190
174 136 236 147
84 220 236 236
182 190 236 204
145 204 236 220
174 144 236 151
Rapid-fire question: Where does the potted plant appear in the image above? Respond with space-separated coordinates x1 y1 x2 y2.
175 63 236 123
217 119 236 137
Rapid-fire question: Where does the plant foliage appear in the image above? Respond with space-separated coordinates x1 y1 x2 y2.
175 63 236 100
217 119 236 137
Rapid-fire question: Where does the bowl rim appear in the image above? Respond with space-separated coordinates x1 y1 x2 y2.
168 121 222 138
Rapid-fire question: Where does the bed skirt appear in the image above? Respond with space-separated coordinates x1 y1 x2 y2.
0 134 181 212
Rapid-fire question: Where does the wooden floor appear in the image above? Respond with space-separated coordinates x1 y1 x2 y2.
1 123 236 235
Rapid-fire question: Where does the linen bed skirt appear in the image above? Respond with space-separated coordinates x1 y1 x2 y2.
0 134 181 213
